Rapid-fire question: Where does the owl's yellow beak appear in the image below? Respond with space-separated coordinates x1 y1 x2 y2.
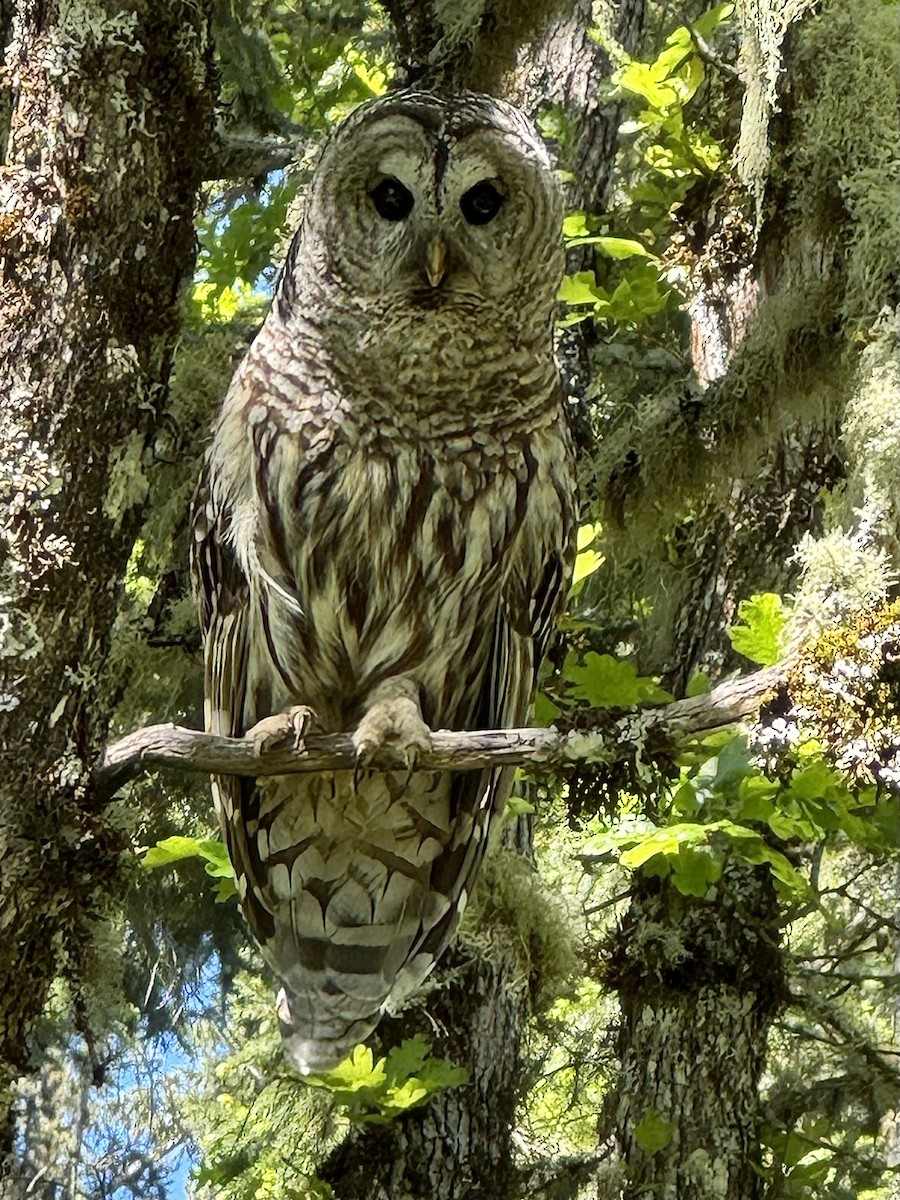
425 236 448 288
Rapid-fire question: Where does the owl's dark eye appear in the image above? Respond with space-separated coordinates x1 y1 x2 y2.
370 177 414 221
460 180 505 226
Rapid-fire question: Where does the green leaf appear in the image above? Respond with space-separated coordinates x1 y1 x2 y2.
671 845 722 896
710 735 756 794
423 1059 469 1091
685 128 726 172
190 279 263 322
692 3 735 42
141 834 237 901
506 796 536 816
383 1080 429 1114
562 212 592 237
532 690 563 724
212 876 239 903
788 1157 833 1185
730 837 808 897
572 547 605 587
789 760 839 803
602 263 677 323
577 522 601 550
566 235 654 259
726 593 787 666
384 1036 429 1082
685 671 711 697
634 1109 676 1152
672 780 699 816
556 311 592 329
737 774 779 821
335 1045 385 1090
558 271 601 305
142 835 208 868
572 523 605 588
565 652 673 708
306 1037 468 1123
614 61 682 109
619 823 707 868
197 838 235 878
644 141 700 179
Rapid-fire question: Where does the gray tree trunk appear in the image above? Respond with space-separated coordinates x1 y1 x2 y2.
0 0 215 1172
605 870 784 1199
323 947 526 1200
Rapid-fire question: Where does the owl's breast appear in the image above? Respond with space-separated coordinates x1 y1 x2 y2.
248 420 567 731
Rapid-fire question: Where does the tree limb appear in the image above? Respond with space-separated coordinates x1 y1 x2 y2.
515 1148 610 1200
206 124 310 182
94 663 783 798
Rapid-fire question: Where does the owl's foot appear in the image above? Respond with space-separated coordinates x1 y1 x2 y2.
247 705 316 756
352 693 432 782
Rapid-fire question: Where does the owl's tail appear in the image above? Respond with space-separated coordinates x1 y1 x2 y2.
276 985 384 1075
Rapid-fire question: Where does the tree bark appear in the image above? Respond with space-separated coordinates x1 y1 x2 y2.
323 946 525 1200
604 868 784 1199
0 0 215 1167
0 1 12 158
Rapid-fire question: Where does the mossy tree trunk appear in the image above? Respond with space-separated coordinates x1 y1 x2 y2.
0 0 215 1171
604 870 784 1199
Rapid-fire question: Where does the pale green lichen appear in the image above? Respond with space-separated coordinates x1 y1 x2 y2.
838 313 900 541
735 0 819 217
787 0 900 330
461 843 579 1012
48 2 142 81
103 431 149 526
793 312 900 620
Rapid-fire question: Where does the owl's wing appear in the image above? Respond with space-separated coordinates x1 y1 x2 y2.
191 466 281 935
403 501 575 983
191 464 250 742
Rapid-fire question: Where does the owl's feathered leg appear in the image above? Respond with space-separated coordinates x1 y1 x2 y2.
352 678 433 776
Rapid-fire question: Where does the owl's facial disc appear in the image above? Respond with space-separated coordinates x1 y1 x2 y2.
309 100 561 315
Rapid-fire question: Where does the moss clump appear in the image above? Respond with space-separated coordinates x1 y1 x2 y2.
788 0 900 330
787 601 900 786
461 842 578 1013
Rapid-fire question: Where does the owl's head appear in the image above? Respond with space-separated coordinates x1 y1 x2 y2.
290 90 563 318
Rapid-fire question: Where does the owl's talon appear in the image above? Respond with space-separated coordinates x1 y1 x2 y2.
247 705 317 756
352 695 432 774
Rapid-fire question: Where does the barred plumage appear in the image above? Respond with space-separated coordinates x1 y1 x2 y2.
191 90 575 1073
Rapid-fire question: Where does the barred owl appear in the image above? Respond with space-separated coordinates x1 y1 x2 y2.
192 90 575 1074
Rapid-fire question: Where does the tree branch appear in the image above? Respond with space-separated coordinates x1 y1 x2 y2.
94 663 783 799
205 124 310 182
515 1148 610 1200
